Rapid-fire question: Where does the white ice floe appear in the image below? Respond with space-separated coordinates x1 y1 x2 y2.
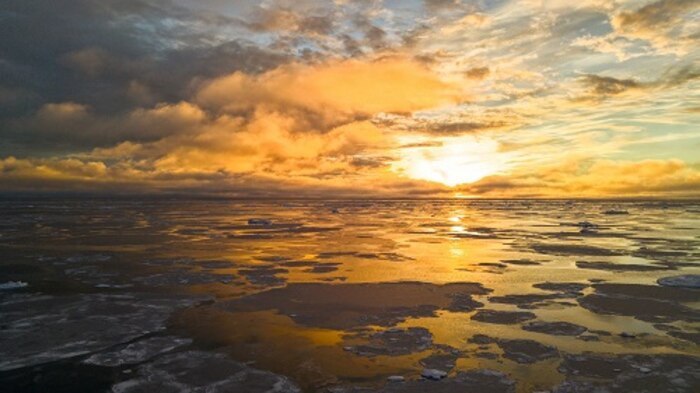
0 281 28 290
421 368 448 380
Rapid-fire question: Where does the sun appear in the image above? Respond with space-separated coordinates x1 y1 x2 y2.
393 135 506 187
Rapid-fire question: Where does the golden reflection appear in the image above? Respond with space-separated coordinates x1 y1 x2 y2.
449 247 465 257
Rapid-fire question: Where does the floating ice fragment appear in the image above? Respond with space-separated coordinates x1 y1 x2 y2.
657 274 700 289
0 281 28 290
421 368 448 380
83 336 193 367
603 210 628 215
248 218 272 225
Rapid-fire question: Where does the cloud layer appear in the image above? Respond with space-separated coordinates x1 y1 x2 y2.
1 0 699 198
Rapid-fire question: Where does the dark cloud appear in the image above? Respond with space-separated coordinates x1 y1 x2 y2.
424 121 508 134
413 50 455 65
579 74 641 96
456 175 520 195
0 0 400 149
1 1 286 105
374 114 512 136
245 7 334 36
612 0 700 51
4 102 208 155
577 64 699 103
399 141 444 149
352 15 388 50
340 34 364 56
401 24 432 48
614 0 697 33
0 1 291 155
465 67 490 79
424 0 464 13
350 156 391 168
0 38 289 155
660 64 700 87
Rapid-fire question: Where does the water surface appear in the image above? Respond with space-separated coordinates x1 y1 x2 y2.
1 199 699 392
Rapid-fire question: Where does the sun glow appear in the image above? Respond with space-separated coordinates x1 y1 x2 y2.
393 135 507 187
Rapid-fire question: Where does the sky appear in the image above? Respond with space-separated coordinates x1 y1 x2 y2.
1 0 699 198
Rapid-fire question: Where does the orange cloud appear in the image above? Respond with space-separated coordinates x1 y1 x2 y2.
4 43 698 199
6 57 452 194
196 57 459 123
149 111 391 175
460 159 700 198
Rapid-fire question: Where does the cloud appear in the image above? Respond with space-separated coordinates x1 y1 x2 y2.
573 64 699 103
9 101 207 151
579 74 641 96
1 0 699 198
145 113 392 176
0 54 462 195
571 34 648 61
60 47 112 77
439 13 491 35
0 0 288 139
458 159 700 197
245 6 334 36
196 57 458 126
0 136 451 198
465 67 490 80
659 64 700 87
352 14 388 50
373 108 520 136
424 0 461 12
612 0 700 54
